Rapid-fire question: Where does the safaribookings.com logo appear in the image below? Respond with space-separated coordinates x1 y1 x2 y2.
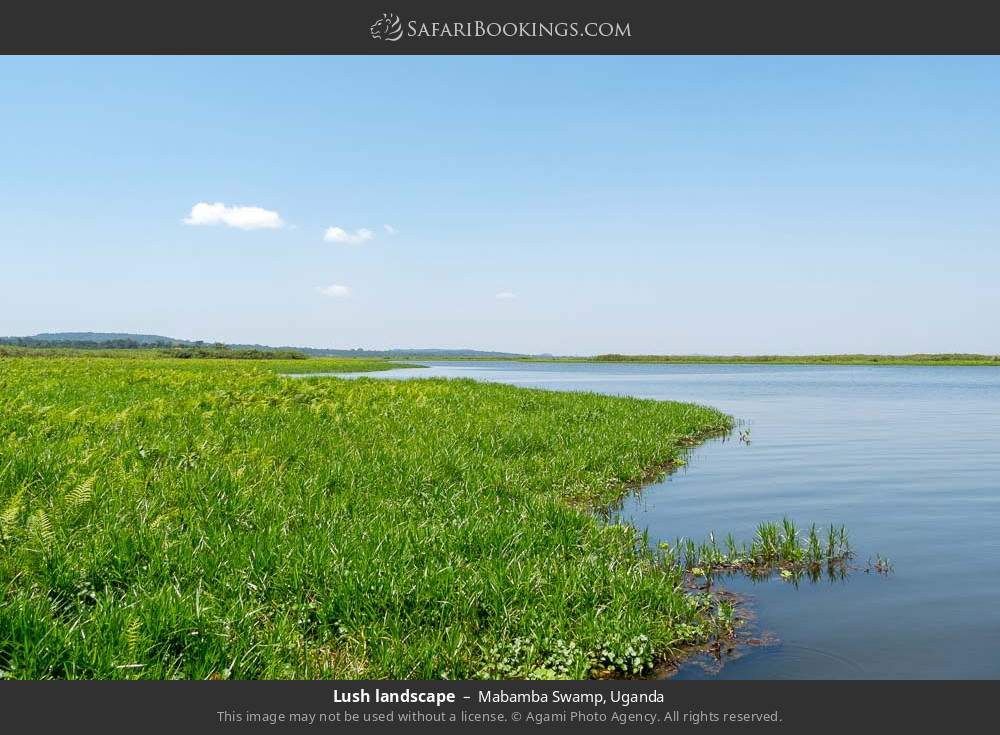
370 13 404 41
369 13 631 42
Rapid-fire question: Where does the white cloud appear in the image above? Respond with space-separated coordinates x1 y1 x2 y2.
317 284 352 299
383 224 398 235
324 226 374 245
182 202 284 230
495 291 517 300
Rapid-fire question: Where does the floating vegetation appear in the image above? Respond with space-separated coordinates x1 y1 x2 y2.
865 554 894 576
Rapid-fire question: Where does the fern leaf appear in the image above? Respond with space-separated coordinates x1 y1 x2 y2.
66 476 95 509
0 489 23 531
27 509 54 545
125 617 142 654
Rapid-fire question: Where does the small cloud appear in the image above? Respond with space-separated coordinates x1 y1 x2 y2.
495 291 517 300
317 284 352 299
324 226 374 245
183 202 284 230
383 224 398 235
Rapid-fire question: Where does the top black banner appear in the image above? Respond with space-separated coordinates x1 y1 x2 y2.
4 0 1000 54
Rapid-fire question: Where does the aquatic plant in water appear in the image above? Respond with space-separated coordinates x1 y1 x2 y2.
659 518 854 583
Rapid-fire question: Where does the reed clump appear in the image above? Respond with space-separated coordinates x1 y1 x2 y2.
660 519 853 583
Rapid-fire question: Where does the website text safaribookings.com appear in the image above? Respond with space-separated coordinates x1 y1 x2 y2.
406 20 632 39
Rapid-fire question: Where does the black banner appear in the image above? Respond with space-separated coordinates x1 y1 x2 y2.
2 0 1000 54
1 680 997 732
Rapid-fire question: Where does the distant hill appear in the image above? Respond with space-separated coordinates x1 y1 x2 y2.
0 332 528 358
0 332 188 349
25 332 189 345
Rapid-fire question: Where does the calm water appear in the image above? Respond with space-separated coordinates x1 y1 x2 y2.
313 361 1000 679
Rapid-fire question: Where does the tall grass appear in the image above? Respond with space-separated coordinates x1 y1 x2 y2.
0 355 732 679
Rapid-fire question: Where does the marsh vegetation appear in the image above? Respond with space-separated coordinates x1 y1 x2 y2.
0 355 745 679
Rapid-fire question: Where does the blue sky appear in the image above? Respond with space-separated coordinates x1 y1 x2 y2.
2 56 999 354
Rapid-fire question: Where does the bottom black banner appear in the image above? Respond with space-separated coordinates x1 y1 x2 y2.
0 680 994 732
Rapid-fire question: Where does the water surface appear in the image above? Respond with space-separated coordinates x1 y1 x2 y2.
309 361 1000 679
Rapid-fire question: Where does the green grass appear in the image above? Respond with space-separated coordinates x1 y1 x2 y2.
0 355 732 680
405 353 1000 366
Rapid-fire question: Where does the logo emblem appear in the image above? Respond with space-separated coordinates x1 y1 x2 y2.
370 13 403 41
